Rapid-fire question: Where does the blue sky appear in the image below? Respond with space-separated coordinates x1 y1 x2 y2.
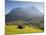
5 0 44 14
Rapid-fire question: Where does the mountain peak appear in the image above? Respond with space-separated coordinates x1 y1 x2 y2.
6 6 43 22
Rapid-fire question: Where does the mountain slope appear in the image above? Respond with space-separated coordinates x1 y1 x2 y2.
5 6 43 22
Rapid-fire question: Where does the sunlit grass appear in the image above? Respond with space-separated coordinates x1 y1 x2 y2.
5 25 43 35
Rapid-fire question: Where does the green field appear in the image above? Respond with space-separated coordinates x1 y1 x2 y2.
5 25 43 35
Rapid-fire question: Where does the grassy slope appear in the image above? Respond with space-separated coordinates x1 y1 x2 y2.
5 25 43 35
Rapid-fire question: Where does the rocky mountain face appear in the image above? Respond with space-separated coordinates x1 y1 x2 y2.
5 6 43 22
